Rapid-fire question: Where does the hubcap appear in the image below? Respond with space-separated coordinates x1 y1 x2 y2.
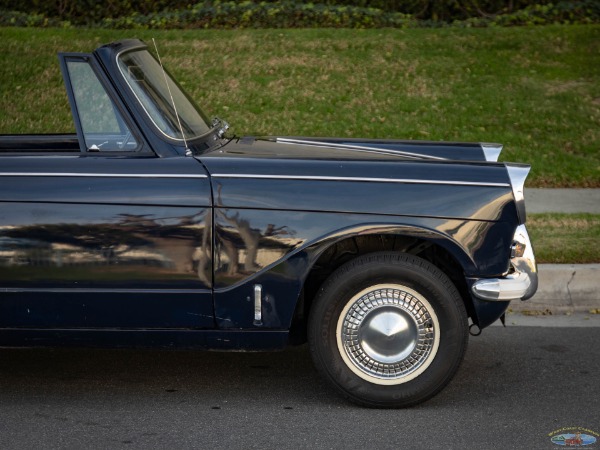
337 284 439 385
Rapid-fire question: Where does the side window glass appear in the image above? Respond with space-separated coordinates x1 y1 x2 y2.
66 60 138 152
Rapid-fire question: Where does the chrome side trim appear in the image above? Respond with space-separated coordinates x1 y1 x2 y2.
472 224 538 301
480 143 503 162
277 138 446 161
0 172 207 179
212 173 510 188
506 164 530 224
253 284 263 326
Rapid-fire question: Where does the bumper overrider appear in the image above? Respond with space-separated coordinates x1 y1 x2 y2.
472 224 538 302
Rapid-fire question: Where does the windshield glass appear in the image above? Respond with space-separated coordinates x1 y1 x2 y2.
117 49 211 140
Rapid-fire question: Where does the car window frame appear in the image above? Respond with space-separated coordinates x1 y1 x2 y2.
115 48 213 143
58 52 153 156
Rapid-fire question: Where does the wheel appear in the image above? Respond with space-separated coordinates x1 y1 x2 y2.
308 252 468 408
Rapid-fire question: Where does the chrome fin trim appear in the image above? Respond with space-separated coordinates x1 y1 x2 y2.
505 164 531 224
480 143 503 162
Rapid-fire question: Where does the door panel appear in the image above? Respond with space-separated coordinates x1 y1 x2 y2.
0 51 214 330
0 156 213 328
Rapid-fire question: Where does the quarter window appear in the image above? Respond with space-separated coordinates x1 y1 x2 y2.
66 60 138 152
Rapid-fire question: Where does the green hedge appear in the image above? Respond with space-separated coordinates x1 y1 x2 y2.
0 0 190 25
317 0 554 21
452 1 600 26
100 2 415 29
0 1 597 28
0 0 556 24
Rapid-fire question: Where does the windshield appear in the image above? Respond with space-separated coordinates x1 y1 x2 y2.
117 49 211 140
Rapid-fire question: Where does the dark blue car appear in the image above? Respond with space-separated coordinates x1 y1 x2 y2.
0 39 537 407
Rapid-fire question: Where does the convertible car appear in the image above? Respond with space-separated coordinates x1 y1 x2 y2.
0 39 537 407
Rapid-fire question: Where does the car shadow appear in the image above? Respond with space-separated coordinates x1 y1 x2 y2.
0 327 595 410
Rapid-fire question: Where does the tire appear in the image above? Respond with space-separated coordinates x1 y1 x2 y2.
308 252 468 408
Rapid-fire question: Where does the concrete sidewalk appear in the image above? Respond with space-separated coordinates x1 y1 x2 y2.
527 188 600 213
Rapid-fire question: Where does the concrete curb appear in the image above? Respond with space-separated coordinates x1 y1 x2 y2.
517 190 599 315
508 264 600 314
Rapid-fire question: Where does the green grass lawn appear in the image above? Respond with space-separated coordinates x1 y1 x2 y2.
0 26 598 187
0 27 599 263
528 213 600 264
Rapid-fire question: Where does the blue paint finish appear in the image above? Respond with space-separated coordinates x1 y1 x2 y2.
213 210 513 287
0 328 289 350
468 291 512 328
0 154 214 329
270 136 492 161
0 290 213 328
212 207 515 329
211 177 514 221
0 38 534 350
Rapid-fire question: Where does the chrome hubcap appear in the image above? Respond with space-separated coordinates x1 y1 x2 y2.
337 284 439 385
359 306 419 364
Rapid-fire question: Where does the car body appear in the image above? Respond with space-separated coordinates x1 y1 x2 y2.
0 39 537 407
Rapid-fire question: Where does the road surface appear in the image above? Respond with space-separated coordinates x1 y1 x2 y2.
1 323 598 449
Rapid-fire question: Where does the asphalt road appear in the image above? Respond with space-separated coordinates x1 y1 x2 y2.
1 325 598 450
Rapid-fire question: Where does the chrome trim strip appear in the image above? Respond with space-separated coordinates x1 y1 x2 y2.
277 138 446 161
212 173 510 188
480 143 503 162
0 172 207 179
253 284 263 326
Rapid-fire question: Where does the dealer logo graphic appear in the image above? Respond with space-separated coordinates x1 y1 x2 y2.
549 428 598 447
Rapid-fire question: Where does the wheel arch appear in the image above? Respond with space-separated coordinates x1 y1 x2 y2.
289 227 477 344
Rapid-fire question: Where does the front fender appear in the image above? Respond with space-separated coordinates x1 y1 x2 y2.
213 210 512 329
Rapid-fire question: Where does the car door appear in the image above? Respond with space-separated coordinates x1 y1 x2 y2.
0 53 214 329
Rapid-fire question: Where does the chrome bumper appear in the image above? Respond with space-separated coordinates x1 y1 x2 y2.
472 224 538 301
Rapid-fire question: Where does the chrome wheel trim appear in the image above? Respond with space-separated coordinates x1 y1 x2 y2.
336 284 440 386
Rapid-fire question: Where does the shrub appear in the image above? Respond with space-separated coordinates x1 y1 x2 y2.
0 0 557 24
99 2 415 29
0 0 597 29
